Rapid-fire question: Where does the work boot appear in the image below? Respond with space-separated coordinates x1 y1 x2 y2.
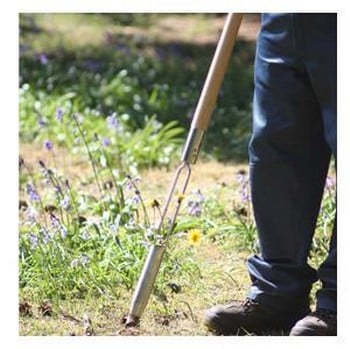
289 309 337 336
204 298 307 335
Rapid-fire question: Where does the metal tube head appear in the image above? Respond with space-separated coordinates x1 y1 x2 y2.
181 128 205 164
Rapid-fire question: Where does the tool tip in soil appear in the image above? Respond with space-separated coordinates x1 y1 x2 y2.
124 314 140 327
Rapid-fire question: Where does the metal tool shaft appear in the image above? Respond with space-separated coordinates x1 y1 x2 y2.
125 244 166 325
125 161 191 325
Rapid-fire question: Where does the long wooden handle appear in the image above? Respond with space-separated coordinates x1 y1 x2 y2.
191 13 243 130
181 13 244 164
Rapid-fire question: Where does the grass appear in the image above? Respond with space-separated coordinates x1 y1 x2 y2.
18 13 336 336
19 242 250 336
19 144 253 335
18 142 335 336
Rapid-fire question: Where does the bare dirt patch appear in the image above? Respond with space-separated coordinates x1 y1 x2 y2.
115 14 260 46
19 143 247 198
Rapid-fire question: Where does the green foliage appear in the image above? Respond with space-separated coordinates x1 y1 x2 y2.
19 152 201 301
19 83 184 172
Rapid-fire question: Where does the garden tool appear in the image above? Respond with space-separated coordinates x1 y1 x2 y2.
125 12 244 327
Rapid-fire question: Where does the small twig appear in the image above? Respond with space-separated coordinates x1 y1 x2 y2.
83 314 96 336
180 301 195 322
59 308 96 335
59 311 81 324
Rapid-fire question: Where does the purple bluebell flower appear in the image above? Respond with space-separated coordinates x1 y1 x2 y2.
235 172 246 185
49 213 67 238
106 113 122 131
50 213 60 227
109 224 117 233
102 137 111 147
80 255 90 267
53 185 63 195
28 233 39 249
81 230 90 240
187 201 202 217
187 190 205 217
131 195 141 205
195 189 205 203
26 207 38 225
70 255 89 268
38 161 52 185
71 258 79 268
43 140 53 151
115 43 131 56
235 170 250 203
84 59 101 72
59 196 70 211
26 184 40 202
39 53 48 65
326 176 336 189
60 224 68 239
239 188 250 203
40 227 52 244
125 179 133 191
55 107 64 122
38 118 47 127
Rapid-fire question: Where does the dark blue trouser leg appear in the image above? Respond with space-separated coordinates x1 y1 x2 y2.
246 14 337 313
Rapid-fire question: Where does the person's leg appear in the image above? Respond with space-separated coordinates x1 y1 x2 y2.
204 13 335 336
247 13 332 314
300 13 337 313
205 14 327 335
289 13 337 336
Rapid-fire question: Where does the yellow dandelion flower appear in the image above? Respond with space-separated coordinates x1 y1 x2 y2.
144 199 154 207
188 229 201 245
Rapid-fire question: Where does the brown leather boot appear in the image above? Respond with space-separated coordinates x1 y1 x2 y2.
289 309 337 336
204 298 308 335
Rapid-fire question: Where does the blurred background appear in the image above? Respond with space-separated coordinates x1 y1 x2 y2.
19 13 260 163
